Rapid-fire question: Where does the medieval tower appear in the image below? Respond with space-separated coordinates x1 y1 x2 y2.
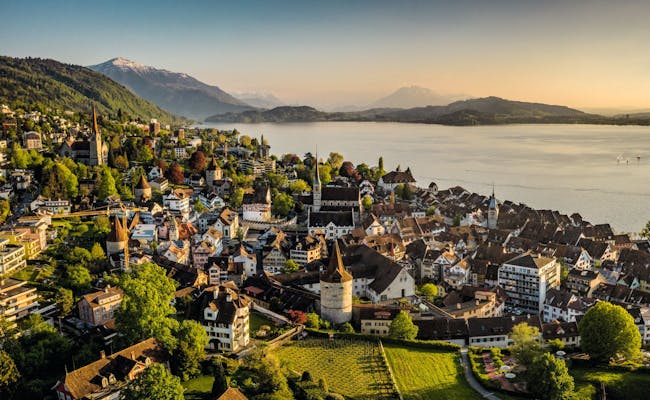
205 157 223 188
487 187 499 229
89 106 104 166
319 240 352 324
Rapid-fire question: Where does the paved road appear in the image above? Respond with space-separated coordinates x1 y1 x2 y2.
459 347 502 400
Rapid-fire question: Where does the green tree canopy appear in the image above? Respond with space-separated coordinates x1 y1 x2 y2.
282 259 299 274
318 164 332 185
527 353 575 400
361 195 373 211
306 313 320 329
96 166 118 200
115 263 179 349
327 152 344 171
55 287 74 316
389 310 418 340
42 160 78 199
578 301 641 362
288 179 310 194
272 192 294 218
0 350 20 392
171 320 209 381
510 323 542 367
0 200 10 225
91 242 106 261
420 283 438 300
65 264 92 291
211 361 228 397
641 220 650 240
121 364 184 400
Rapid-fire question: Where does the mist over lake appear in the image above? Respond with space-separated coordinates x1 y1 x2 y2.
203 121 650 233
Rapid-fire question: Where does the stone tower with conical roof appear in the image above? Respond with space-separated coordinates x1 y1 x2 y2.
106 215 127 255
319 240 352 324
205 157 223 188
134 174 152 203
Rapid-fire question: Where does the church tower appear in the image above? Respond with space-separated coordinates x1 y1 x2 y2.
312 150 322 212
319 241 352 324
205 157 223 188
487 186 499 229
89 106 103 166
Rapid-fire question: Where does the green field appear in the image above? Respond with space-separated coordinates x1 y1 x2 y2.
273 338 396 399
571 367 650 400
182 375 214 400
383 345 482 400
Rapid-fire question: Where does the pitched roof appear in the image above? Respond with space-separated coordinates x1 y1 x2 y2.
321 241 352 283
60 338 165 399
504 252 554 269
217 388 249 400
135 174 150 189
106 215 128 242
381 169 415 184
308 211 354 227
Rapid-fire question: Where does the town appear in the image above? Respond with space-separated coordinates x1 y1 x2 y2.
1 102 649 400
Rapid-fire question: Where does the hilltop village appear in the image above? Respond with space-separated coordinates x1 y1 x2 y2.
1 103 650 400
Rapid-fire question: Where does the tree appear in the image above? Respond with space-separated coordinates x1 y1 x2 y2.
10 143 29 169
327 152 344 171
94 216 111 235
239 135 252 147
339 322 354 333
172 320 209 381
282 259 299 274
121 364 184 400
272 192 294 218
641 220 650 240
339 161 360 181
95 166 118 200
288 310 308 324
361 195 373 211
578 301 641 362
189 150 207 173
90 242 106 261
55 287 74 315
306 313 320 329
510 323 542 367
113 154 129 171
318 164 332 185
230 188 245 208
211 361 228 397
0 200 10 225
0 350 20 392
527 353 575 400
378 156 384 172
288 179 310 194
115 263 179 349
420 283 438 300
165 162 185 185
425 205 436 216
65 264 92 290
42 161 78 199
389 310 418 340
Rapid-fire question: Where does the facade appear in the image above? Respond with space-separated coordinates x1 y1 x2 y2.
290 235 324 266
320 241 353 324
105 216 128 256
498 252 560 314
377 168 416 192
0 278 38 322
23 131 42 150
242 186 272 222
78 286 124 326
199 285 251 352
468 315 542 348
163 191 191 216
0 238 26 275
205 157 223 187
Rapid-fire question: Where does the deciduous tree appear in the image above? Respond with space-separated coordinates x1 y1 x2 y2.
115 263 179 349
165 162 185 185
272 192 294 218
171 320 209 381
510 323 542 367
578 301 641 362
527 353 575 400
121 364 184 400
0 350 20 392
420 283 438 300
189 150 207 173
389 310 418 340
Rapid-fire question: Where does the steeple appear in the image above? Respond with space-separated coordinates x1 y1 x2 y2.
313 148 321 191
321 241 352 283
92 105 100 136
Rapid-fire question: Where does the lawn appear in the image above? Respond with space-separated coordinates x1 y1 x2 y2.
383 345 483 400
571 367 650 400
182 375 214 400
249 311 274 333
273 338 396 399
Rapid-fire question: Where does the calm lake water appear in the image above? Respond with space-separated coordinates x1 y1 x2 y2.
203 121 650 234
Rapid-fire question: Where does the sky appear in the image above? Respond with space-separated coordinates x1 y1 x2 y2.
2 0 650 110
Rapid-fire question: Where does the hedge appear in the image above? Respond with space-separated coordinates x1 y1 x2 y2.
303 329 461 351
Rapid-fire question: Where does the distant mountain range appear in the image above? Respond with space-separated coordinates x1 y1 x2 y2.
207 96 608 125
0 56 181 124
232 91 284 109
89 57 253 120
369 85 467 109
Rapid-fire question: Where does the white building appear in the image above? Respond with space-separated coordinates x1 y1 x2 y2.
199 285 251 352
498 252 560 314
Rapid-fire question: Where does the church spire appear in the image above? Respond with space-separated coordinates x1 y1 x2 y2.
314 147 321 190
92 105 99 135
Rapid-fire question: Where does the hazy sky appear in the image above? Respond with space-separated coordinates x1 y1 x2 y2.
2 0 650 110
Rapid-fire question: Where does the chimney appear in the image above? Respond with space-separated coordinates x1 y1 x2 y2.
100 350 106 359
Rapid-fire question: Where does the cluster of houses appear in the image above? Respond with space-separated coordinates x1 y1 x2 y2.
4 105 650 399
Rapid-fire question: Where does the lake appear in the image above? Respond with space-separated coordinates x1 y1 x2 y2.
202 121 650 234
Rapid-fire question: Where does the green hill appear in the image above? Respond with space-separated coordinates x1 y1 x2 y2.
0 56 183 124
